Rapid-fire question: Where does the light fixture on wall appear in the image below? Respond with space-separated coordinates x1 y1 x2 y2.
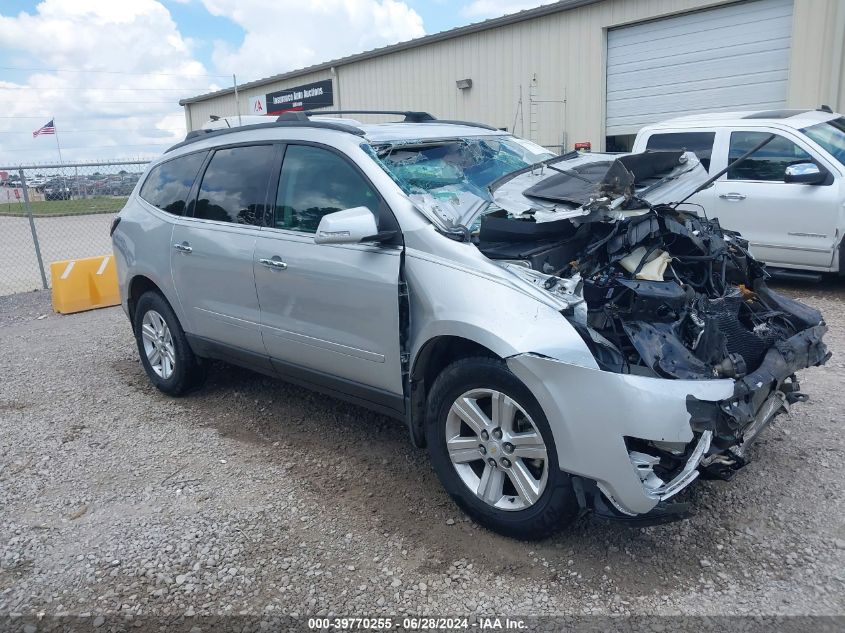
456 78 473 90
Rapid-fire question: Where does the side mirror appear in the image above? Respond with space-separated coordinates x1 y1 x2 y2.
314 206 380 245
784 162 827 185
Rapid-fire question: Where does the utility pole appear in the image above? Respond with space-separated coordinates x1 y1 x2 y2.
233 74 242 126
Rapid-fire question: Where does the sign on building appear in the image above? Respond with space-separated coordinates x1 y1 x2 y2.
265 79 333 115
249 95 267 115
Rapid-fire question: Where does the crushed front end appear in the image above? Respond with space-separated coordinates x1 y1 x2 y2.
487 150 830 521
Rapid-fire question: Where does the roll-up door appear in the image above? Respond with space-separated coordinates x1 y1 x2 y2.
606 0 794 141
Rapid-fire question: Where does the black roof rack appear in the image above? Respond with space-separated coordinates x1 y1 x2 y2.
166 110 501 154
283 110 499 130
279 110 437 123
166 119 366 153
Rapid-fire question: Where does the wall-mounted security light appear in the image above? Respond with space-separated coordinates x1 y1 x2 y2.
456 78 473 90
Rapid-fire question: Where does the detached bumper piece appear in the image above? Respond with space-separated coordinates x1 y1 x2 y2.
573 477 693 527
689 322 829 459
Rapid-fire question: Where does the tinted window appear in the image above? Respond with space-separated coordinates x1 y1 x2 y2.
139 152 206 215
646 132 716 171
728 132 813 181
195 145 275 225
275 145 379 233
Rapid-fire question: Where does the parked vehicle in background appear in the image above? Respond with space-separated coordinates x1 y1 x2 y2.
112 111 828 538
633 108 845 278
43 178 71 200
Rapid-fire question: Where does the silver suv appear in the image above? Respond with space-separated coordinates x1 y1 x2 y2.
112 111 828 538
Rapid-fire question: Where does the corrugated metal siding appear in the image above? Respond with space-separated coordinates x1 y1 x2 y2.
185 0 736 145
184 0 843 149
606 0 794 135
336 0 730 147
788 0 845 113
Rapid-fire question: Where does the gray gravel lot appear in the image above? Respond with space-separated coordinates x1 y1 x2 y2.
0 282 843 623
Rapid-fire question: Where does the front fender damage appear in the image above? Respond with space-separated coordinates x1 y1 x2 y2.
506 353 735 518
508 314 828 523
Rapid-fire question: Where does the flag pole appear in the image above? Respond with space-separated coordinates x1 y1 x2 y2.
52 116 64 165
52 116 68 197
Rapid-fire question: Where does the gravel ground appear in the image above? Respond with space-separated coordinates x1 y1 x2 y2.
0 281 844 624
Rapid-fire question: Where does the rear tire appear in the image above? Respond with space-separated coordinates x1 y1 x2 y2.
133 291 206 396
426 356 578 539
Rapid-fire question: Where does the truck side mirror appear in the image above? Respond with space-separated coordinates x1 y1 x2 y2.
784 162 827 185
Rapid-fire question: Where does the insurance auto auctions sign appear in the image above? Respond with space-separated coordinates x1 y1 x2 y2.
264 79 334 115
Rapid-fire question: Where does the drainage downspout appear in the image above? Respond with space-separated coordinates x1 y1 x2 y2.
331 66 342 111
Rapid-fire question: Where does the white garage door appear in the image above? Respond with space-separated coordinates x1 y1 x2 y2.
606 0 794 136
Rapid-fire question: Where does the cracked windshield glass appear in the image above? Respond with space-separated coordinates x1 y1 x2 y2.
372 136 554 229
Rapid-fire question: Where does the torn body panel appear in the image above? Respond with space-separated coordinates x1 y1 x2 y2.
380 143 829 522
506 353 733 515
481 150 829 518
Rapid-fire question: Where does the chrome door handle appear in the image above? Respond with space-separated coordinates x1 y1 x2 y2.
173 242 192 253
259 257 288 270
719 193 747 201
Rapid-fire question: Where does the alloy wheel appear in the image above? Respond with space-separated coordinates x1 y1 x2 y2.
445 388 548 511
140 309 176 379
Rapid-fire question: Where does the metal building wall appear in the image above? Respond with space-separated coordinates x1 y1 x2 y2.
789 0 845 113
334 0 746 150
184 0 845 150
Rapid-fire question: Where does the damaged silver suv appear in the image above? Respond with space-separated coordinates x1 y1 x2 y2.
112 110 829 539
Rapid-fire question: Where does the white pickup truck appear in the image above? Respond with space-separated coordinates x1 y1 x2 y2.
633 108 845 278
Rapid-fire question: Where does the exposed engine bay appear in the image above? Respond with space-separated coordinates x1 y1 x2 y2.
477 150 830 485
371 135 831 521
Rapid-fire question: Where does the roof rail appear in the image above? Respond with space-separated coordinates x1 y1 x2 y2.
166 119 365 153
281 110 499 131
279 110 436 123
430 119 499 131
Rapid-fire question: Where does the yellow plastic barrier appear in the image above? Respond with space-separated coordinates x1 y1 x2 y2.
50 255 120 314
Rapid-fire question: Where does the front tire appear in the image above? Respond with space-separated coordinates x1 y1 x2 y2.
426 357 578 539
133 291 206 396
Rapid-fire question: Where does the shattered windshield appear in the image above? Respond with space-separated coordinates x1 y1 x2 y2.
801 117 845 167
372 136 555 201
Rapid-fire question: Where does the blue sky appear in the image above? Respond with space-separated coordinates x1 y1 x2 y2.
159 0 477 72
0 0 550 163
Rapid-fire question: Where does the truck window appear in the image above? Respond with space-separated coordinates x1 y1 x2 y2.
727 132 812 182
645 132 715 171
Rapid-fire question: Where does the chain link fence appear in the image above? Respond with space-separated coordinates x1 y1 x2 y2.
0 160 149 297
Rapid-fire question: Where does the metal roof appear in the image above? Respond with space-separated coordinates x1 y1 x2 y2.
179 0 601 106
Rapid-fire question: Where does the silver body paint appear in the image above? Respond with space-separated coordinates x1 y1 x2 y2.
114 120 751 518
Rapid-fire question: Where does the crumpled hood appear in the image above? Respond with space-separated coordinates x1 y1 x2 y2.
490 150 711 223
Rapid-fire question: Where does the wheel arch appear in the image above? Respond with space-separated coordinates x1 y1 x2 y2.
127 275 183 334
407 334 502 448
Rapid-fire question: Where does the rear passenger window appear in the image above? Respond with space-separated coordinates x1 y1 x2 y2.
646 132 716 171
274 145 379 233
139 152 206 215
195 145 275 225
727 132 813 182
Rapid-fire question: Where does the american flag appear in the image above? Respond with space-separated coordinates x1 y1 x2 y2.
32 119 56 138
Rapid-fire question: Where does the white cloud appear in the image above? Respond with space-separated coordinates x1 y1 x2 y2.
0 0 427 165
460 0 557 20
200 0 425 82
0 0 216 164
